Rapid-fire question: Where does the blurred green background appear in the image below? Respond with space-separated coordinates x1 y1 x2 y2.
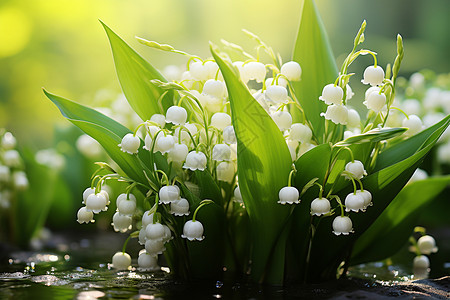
0 0 449 147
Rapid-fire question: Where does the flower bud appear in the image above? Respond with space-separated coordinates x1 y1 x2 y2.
280 61 302 81
112 252 131 270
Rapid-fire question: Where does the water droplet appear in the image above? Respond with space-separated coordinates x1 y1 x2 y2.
215 280 223 288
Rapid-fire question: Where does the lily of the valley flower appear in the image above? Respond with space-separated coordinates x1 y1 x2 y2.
362 65 385 86
278 186 300 205
183 151 207 171
280 61 302 81
182 220 205 241
319 84 343 105
332 216 354 235
417 235 438 255
166 106 188 125
310 197 331 216
112 252 131 270
119 133 140 154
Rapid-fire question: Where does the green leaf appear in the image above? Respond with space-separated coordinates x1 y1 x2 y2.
375 115 450 171
335 127 407 147
45 90 153 185
211 44 292 284
291 0 339 142
351 175 450 265
101 21 173 119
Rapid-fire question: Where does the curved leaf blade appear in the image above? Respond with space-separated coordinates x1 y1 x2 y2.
101 21 173 120
291 0 338 141
211 45 292 283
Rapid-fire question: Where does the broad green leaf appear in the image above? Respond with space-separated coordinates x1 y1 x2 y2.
194 170 223 206
306 116 450 281
45 90 172 187
211 44 292 284
335 127 407 147
44 90 130 136
291 0 339 142
375 115 450 171
101 21 173 119
351 175 450 265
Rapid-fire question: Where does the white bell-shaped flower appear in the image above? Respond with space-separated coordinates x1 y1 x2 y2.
100 189 110 206
119 133 140 154
112 252 131 270
364 91 386 112
402 115 423 137
77 207 94 224
138 251 160 271
159 185 180 204
13 171 28 190
141 211 155 227
280 61 302 81
278 186 300 205
413 255 430 269
182 220 205 241
117 198 136 216
150 114 166 128
212 144 231 161
362 65 385 86
347 108 361 128
112 212 132 232
243 61 266 83
202 79 227 99
168 143 189 163
319 84 343 105
345 192 365 212
310 197 331 216
0 165 10 182
170 198 190 216
223 126 237 144
321 105 348 125
116 193 137 207
344 160 367 180
417 235 438 255
272 111 292 131
174 123 198 145
290 123 312 143
234 186 243 203
3 150 21 167
216 161 235 183
183 151 207 171
265 85 288 103
1 132 17 150
145 222 166 241
166 106 187 125
357 190 372 209
332 216 354 235
189 61 208 81
82 187 95 204
86 193 108 214
211 113 231 130
203 61 219 79
145 239 166 255
154 135 175 154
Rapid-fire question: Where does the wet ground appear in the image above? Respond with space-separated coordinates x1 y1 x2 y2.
0 231 449 299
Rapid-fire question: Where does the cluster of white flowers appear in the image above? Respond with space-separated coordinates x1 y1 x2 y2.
0 130 29 209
